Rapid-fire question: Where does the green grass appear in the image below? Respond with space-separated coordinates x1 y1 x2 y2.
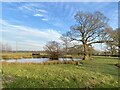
2 56 119 88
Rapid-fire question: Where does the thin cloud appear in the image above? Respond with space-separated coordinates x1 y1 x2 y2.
1 20 61 41
19 4 48 13
23 40 44 46
42 18 48 21
37 9 48 13
34 13 44 17
1 19 62 50
19 5 33 11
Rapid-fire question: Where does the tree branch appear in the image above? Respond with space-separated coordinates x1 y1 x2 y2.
70 38 82 42
88 40 113 45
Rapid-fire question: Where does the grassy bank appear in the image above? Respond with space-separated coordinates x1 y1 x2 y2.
2 56 119 88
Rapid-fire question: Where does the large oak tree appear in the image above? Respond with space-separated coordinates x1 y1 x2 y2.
64 11 112 60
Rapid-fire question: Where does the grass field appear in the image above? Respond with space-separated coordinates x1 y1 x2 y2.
2 56 119 88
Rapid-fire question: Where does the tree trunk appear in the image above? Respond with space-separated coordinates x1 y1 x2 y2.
83 43 90 60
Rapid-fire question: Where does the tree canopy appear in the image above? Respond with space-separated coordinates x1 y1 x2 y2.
63 11 112 60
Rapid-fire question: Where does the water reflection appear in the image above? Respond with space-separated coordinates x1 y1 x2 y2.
1 58 81 63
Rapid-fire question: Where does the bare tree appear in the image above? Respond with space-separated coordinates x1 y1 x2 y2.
0 42 12 52
44 41 61 60
64 11 111 60
105 28 119 55
60 34 71 55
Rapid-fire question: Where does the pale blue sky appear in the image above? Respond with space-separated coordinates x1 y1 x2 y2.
1 2 118 51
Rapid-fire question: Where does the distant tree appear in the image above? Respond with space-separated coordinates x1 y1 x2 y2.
68 44 96 57
105 28 119 55
0 42 12 52
67 45 83 56
44 41 61 60
63 11 112 60
60 34 71 55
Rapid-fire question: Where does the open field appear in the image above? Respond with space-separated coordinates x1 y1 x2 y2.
2 56 119 88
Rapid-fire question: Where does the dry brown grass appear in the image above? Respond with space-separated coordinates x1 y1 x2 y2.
42 60 79 65
2 53 32 60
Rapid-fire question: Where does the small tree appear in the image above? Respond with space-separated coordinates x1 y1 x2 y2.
60 34 71 55
44 41 61 60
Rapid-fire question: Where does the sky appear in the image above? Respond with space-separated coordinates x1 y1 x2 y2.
0 2 118 51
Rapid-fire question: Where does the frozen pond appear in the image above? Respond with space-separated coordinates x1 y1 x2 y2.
1 58 81 63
